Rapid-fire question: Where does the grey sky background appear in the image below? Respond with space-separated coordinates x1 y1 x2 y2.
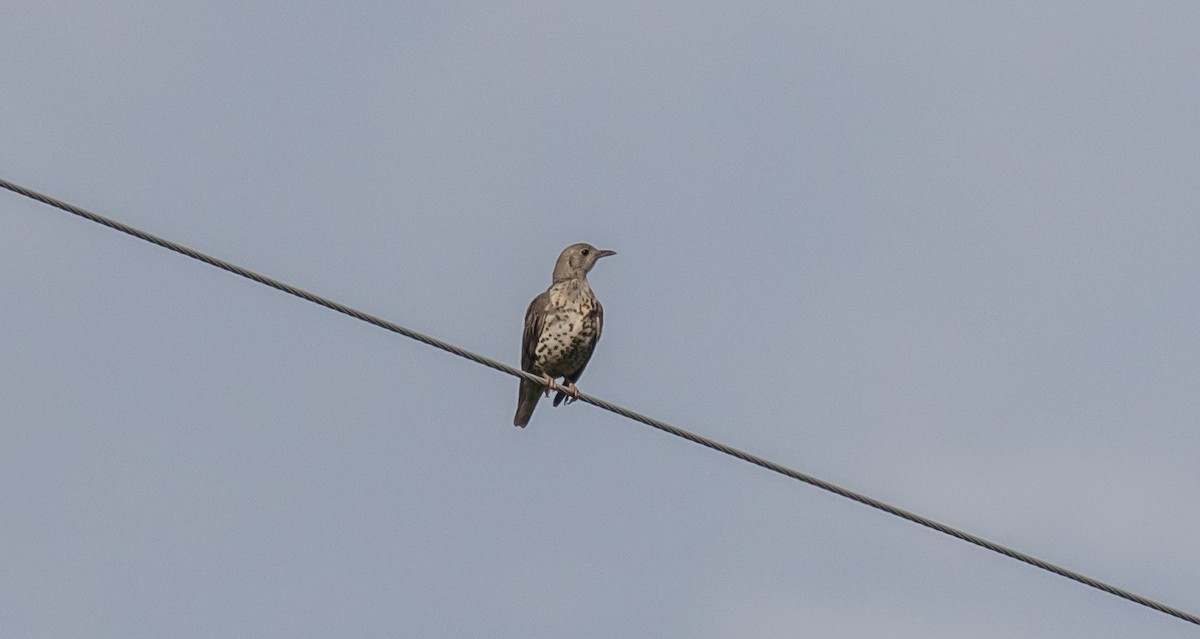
2 2 1198 637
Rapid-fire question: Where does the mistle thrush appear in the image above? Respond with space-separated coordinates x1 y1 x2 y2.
513 243 616 427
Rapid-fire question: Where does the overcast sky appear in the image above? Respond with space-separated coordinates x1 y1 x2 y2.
2 2 1198 637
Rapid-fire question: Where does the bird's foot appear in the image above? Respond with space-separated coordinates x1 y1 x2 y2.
563 381 581 404
540 373 556 398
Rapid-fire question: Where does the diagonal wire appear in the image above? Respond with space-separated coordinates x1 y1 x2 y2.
2 176 1197 628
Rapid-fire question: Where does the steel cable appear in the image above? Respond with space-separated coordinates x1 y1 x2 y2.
3 176 1196 627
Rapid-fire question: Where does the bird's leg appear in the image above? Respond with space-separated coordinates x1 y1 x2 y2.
540 372 556 398
563 381 581 404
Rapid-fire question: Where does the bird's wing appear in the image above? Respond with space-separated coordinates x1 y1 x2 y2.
521 291 550 372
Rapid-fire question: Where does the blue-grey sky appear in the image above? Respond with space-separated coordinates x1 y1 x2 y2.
2 2 1198 637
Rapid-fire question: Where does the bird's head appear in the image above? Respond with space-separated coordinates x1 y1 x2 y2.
552 243 616 281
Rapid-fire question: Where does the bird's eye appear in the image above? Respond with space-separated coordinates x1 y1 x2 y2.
581 249 590 256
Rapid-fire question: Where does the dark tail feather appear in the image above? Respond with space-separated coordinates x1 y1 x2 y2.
513 379 541 427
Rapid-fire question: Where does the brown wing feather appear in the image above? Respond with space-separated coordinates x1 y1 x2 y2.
521 291 550 372
515 291 552 427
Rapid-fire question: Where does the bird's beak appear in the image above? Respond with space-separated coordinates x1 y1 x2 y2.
597 249 617 259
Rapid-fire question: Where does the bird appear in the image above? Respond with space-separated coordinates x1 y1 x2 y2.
514 242 616 427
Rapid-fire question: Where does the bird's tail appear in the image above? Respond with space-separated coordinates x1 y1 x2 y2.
513 379 542 427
